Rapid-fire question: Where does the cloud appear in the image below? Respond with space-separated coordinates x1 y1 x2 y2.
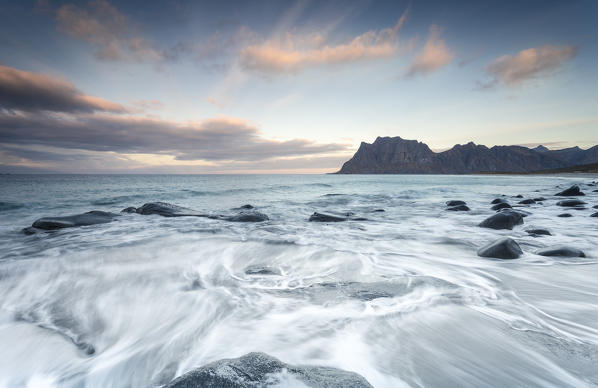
481 44 577 88
0 112 348 162
405 25 454 77
56 0 163 62
239 10 409 74
0 64 127 113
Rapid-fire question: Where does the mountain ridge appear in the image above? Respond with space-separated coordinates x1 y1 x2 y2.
337 136 598 174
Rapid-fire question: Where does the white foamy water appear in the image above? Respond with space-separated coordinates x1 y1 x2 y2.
0 174 597 387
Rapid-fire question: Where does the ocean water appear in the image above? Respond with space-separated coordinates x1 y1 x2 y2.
1 174 598 388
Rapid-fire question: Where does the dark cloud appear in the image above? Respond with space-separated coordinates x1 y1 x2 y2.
0 112 348 162
0 64 128 113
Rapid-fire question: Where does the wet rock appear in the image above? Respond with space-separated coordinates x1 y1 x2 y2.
219 211 269 222
491 198 507 204
446 204 470 211
514 194 523 198
479 212 523 230
558 213 572 217
555 185 585 196
28 211 119 231
446 200 466 206
593 205 598 209
239 204 254 209
556 199 587 207
533 197 546 202
309 212 347 222
518 199 536 205
165 352 373 388
499 208 531 217
135 202 205 217
594 190 598 193
477 237 522 259
491 202 512 210
526 229 551 236
536 246 585 258
245 265 282 276
591 212 598 217
121 206 137 213
373 209 385 212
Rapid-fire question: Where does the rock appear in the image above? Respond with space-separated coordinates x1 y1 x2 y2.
121 207 137 213
165 352 373 388
533 197 546 201
526 229 551 236
477 237 523 259
245 265 281 275
591 212 598 217
446 205 470 211
219 211 269 222
479 212 523 230
491 202 512 210
446 200 466 206
536 246 585 258
239 204 254 209
373 209 385 212
499 208 531 217
518 199 536 205
594 205 598 209
491 198 507 204
555 185 585 196
594 190 598 193
309 212 347 222
28 211 119 231
514 194 523 198
556 199 586 207
558 213 572 217
135 202 205 217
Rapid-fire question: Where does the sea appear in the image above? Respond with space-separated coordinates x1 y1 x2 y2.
0 174 597 388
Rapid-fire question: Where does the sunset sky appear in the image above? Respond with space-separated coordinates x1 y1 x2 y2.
0 0 597 173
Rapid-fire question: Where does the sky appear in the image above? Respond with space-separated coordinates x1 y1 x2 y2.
0 0 597 173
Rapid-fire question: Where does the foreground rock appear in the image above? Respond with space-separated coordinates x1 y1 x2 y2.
536 246 586 258
477 237 523 259
479 212 523 230
526 229 551 236
555 185 585 196
24 211 119 233
446 204 470 211
165 352 373 388
446 200 466 206
556 199 587 207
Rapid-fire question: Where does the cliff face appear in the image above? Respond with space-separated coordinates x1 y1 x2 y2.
337 136 598 174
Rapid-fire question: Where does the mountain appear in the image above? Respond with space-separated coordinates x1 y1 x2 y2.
336 136 598 174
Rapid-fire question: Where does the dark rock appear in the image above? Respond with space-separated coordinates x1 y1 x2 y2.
165 352 373 388
477 237 523 259
533 197 546 201
373 209 385 212
245 265 281 276
593 205 598 209
446 205 470 211
557 213 572 217
518 199 536 205
594 190 598 193
514 194 523 198
239 204 254 209
29 211 119 231
121 207 137 213
556 199 587 207
446 200 466 206
479 211 523 230
526 229 551 236
536 246 585 258
135 202 205 217
499 208 531 217
591 212 598 217
22 227 39 235
219 211 269 222
491 198 507 204
491 202 512 210
555 185 585 196
309 212 347 222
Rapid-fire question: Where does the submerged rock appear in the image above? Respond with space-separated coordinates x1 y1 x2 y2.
555 185 585 196
477 237 522 259
558 213 573 218
165 352 373 388
446 204 470 211
513 194 523 198
239 204 254 209
309 212 347 222
446 200 466 206
526 229 551 236
491 202 512 210
479 212 523 230
499 208 531 217
593 205 598 209
536 246 585 258
518 199 536 205
556 199 587 207
373 209 385 212
591 212 598 217
533 197 546 202
218 211 269 222
121 206 137 213
245 265 281 276
27 211 119 232
491 198 507 204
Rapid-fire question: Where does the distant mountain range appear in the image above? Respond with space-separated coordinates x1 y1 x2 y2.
336 136 598 174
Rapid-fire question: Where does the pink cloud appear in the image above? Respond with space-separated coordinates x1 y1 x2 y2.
405 25 454 77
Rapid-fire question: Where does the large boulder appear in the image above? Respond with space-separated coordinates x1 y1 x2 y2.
556 199 587 207
165 352 373 388
26 211 119 232
446 200 466 206
536 246 585 258
477 237 523 259
479 212 523 230
555 185 585 196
